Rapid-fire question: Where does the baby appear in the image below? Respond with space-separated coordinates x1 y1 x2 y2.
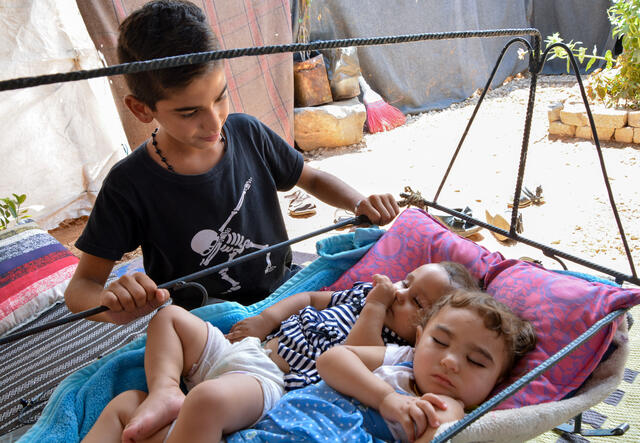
81 262 478 442
317 289 537 442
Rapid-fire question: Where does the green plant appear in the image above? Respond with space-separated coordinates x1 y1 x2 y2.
0 193 30 230
519 0 640 109
539 32 615 74
588 0 640 109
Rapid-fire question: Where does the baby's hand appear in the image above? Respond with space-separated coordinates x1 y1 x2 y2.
355 194 400 226
226 315 272 342
365 274 395 309
379 392 448 442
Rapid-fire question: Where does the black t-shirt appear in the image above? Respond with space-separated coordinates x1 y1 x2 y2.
77 113 304 305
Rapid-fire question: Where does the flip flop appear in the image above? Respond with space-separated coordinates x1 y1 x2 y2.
284 189 304 201
288 194 316 217
334 209 356 230
434 207 482 238
485 209 523 242
525 185 545 205
507 194 533 208
507 185 544 208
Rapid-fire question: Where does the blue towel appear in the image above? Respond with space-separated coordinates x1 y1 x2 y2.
19 227 384 442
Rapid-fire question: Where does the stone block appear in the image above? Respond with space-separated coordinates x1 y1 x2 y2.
590 107 628 128
294 97 366 151
559 105 587 126
629 111 640 128
614 127 634 143
634 127 640 144
547 102 563 123
548 121 575 137
575 125 614 141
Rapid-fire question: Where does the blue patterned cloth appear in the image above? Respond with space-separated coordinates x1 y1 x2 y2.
226 381 394 443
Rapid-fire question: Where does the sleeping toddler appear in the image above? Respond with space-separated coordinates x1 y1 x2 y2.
81 261 478 443
316 289 537 442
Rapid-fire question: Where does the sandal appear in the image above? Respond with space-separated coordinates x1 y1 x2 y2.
434 207 482 238
526 185 545 205
334 209 356 230
507 185 544 208
284 189 304 201
288 193 316 217
485 209 523 242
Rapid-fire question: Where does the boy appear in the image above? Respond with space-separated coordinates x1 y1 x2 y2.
316 289 537 442
81 262 477 442
64 0 400 325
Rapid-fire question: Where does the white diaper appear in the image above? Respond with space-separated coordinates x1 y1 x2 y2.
185 322 285 416
163 323 285 442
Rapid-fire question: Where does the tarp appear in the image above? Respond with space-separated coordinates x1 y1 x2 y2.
0 0 128 231
1 0 294 231
305 0 615 114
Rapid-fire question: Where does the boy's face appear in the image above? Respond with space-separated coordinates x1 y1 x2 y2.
152 66 229 151
413 306 507 408
383 263 454 343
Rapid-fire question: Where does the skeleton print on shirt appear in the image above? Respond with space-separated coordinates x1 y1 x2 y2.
190 177 276 293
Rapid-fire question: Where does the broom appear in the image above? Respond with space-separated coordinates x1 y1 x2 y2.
358 75 406 133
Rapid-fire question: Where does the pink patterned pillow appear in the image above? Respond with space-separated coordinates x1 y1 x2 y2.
325 207 640 409
485 259 640 408
326 208 503 290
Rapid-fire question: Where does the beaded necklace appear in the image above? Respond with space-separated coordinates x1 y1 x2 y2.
150 128 226 172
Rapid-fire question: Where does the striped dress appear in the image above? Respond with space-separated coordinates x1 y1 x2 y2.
267 282 409 390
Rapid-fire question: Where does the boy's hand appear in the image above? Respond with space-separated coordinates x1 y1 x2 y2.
365 274 396 309
226 314 272 342
99 273 169 324
356 194 400 226
379 392 448 442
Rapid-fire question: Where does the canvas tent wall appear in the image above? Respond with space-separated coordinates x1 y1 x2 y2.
0 0 129 231
0 0 293 231
304 0 615 114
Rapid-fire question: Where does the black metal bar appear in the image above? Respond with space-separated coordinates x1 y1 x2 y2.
0 29 541 92
539 43 637 280
425 201 640 287
555 414 630 437
0 215 368 345
433 37 533 203
433 309 627 443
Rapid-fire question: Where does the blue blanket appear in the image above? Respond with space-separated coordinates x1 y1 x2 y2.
19 228 384 442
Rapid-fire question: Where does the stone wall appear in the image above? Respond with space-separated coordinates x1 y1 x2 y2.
548 103 640 144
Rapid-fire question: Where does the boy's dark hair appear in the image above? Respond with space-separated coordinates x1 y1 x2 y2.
439 261 480 291
117 0 221 109
420 289 537 376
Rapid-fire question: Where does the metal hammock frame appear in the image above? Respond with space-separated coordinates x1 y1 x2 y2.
1 27 638 441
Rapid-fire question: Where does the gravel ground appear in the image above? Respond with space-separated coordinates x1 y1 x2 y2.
281 74 640 282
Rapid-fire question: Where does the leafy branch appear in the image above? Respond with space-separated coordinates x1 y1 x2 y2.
0 193 30 230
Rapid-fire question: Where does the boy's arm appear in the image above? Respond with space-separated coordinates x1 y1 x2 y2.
296 164 400 226
414 395 465 443
345 275 395 346
65 252 169 324
226 290 333 341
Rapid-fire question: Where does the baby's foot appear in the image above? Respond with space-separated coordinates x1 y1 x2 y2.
122 386 185 441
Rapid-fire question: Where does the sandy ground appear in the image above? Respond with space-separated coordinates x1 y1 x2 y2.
49 74 640 282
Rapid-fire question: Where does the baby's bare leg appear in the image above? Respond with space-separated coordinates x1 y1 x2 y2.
81 390 146 442
166 373 265 443
122 305 209 442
